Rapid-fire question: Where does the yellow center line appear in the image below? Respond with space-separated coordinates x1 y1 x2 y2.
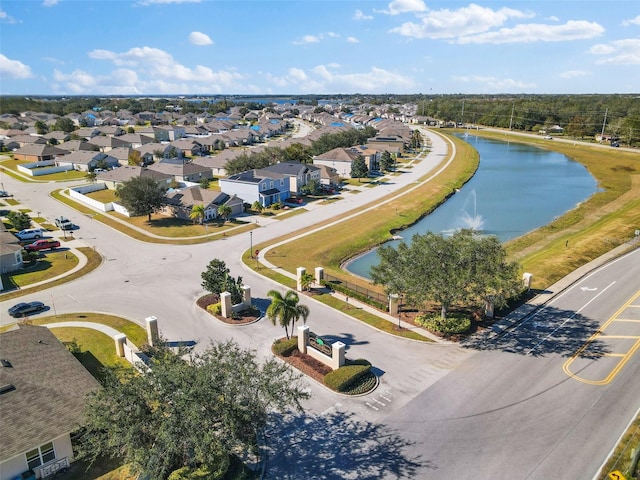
563 290 640 385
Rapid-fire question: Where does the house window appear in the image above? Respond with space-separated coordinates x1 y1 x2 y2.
26 442 56 470
270 181 274 189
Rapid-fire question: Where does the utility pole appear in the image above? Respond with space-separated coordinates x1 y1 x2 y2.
460 100 465 126
600 107 608 143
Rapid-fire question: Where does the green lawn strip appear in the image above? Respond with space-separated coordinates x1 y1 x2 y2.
312 292 431 341
0 247 102 301
32 312 148 347
272 208 307 220
51 189 256 244
596 413 640 479
4 198 20 206
3 250 79 288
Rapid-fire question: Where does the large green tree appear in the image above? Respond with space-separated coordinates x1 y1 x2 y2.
54 117 76 133
350 155 368 181
266 289 310 339
115 176 166 222
371 229 521 319
76 341 309 480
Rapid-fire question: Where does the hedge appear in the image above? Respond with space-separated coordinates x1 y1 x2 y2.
272 337 298 357
416 313 471 335
324 361 372 392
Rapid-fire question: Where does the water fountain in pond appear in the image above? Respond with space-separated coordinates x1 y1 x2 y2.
457 189 485 232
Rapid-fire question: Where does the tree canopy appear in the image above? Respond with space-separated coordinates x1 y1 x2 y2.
115 176 166 222
350 155 368 180
76 341 309 480
201 258 244 304
371 229 522 319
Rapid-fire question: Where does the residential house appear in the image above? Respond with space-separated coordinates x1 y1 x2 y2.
42 131 71 144
147 158 212 184
97 125 125 137
12 144 68 162
88 135 129 153
56 139 99 153
0 223 23 276
219 169 290 207
162 187 244 221
57 151 119 172
254 162 321 195
4 134 47 151
348 145 381 172
192 149 242 177
169 138 203 157
117 133 155 149
0 324 100 480
312 147 361 177
316 164 341 188
73 127 101 140
135 143 174 164
95 165 173 190
108 147 134 166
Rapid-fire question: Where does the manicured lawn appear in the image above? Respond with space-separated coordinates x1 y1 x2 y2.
85 188 118 203
2 250 79 288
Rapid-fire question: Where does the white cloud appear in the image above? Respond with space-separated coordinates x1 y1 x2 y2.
188 31 213 46
452 75 536 91
590 39 640 65
622 15 640 27
0 54 33 79
390 4 533 39
377 0 427 16
43 0 59 6
69 46 244 93
548 16 559 22
267 64 415 93
458 20 604 44
559 70 589 79
293 34 321 45
353 9 373 21
0 9 18 23
347 36 359 43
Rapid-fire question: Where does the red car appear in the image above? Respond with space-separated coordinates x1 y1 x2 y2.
24 239 61 252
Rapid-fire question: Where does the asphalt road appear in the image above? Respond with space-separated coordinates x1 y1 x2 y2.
1 128 639 479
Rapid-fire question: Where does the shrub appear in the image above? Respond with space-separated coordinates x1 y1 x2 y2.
272 337 298 357
168 456 229 480
416 313 472 335
324 363 372 392
207 303 222 315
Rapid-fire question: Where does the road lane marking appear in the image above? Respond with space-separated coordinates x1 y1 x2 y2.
563 289 640 385
526 281 616 354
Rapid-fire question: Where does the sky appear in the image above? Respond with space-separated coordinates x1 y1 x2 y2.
0 0 638 96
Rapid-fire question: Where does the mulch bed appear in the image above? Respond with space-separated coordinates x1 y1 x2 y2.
196 294 260 325
273 343 332 384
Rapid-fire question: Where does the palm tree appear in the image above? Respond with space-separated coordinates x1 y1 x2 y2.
217 204 232 222
266 290 309 339
189 204 205 225
300 272 314 292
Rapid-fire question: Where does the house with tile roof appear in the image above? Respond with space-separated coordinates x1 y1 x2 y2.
0 324 100 480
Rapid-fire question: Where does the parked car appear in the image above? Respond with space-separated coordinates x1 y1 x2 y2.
543 135 552 140
15 228 45 240
55 217 75 230
24 239 61 252
0 190 11 197
8 301 46 318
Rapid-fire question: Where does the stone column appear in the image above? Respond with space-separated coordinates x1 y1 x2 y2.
484 297 494 318
220 291 232 318
522 273 533 290
332 341 345 370
114 333 127 357
242 285 251 308
314 267 324 286
296 267 306 292
298 325 309 354
388 294 400 315
145 316 158 346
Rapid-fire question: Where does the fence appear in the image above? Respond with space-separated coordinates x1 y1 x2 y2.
323 272 388 305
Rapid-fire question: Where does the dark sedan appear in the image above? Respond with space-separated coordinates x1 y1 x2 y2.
8 301 46 318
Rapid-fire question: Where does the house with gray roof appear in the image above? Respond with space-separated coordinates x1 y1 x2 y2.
255 162 321 194
57 151 119 172
147 158 212 183
162 186 244 221
56 139 99 153
0 223 23 276
117 133 155 149
312 147 361 177
12 144 68 162
95 165 173 190
0 324 100 480
219 169 291 207
88 135 129 153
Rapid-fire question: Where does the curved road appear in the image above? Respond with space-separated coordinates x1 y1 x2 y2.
1 128 639 479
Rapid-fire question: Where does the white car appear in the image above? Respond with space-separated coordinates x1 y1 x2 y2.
15 228 45 240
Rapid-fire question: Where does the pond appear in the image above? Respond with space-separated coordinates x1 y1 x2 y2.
346 133 598 279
